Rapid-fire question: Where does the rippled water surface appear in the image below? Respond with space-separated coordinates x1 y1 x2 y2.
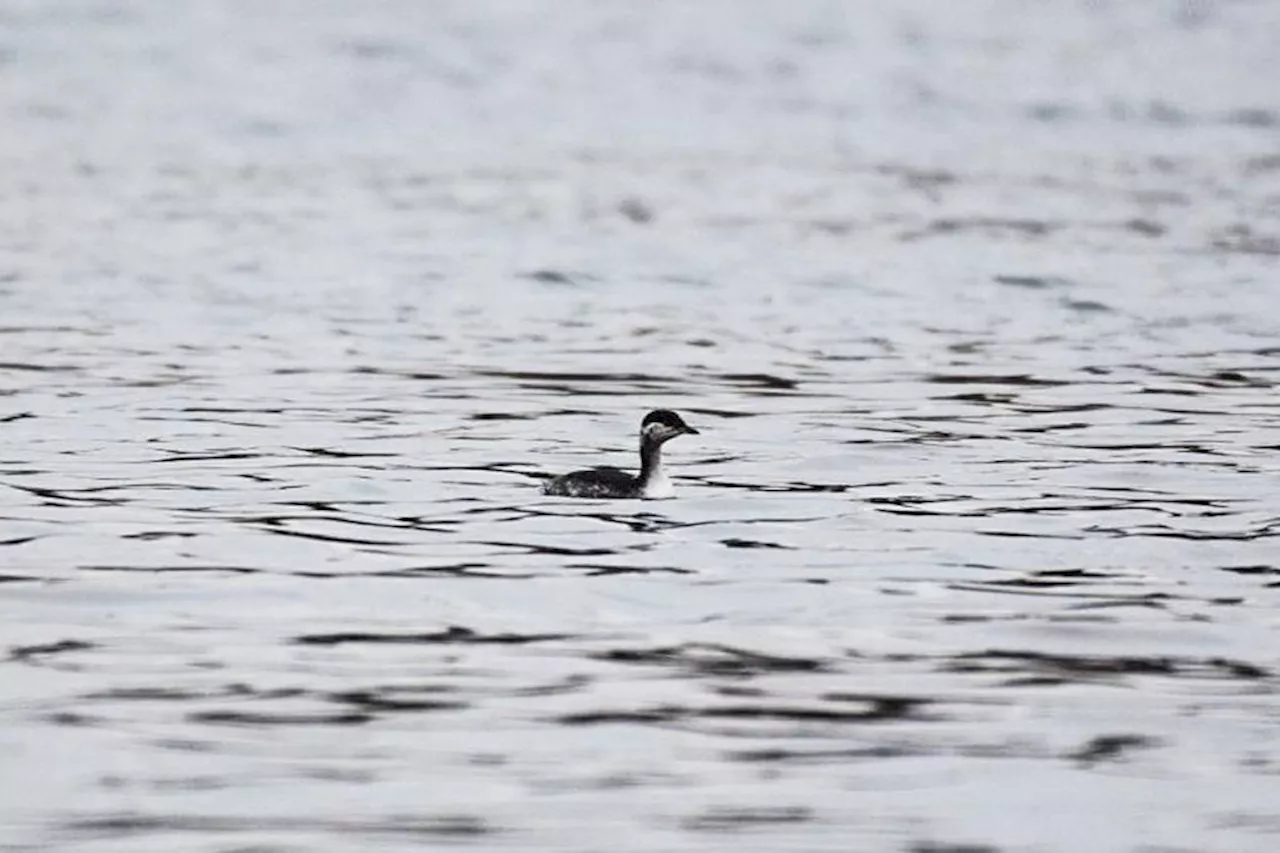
3 2 1280 851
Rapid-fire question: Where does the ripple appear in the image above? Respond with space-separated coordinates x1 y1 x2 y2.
292 627 573 647
4 3 1280 849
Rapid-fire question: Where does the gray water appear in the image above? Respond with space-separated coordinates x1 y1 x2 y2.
3 2 1280 851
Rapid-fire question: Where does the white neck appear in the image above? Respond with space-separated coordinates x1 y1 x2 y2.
641 462 675 499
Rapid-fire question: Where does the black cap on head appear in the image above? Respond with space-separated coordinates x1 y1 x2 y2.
642 409 699 435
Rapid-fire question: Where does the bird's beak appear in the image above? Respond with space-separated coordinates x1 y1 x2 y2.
683 425 700 435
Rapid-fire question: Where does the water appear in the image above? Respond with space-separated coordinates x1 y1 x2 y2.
3 2 1280 851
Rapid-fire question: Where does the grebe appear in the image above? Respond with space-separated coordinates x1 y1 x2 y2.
542 409 700 499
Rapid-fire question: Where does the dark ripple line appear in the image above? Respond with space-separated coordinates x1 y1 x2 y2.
293 626 572 647
721 538 791 549
61 813 493 838
556 699 933 726
392 463 535 479
247 512 437 533
329 690 468 713
730 744 925 763
474 540 626 557
592 643 829 676
691 477 849 493
976 576 1144 591
81 564 262 575
948 583 1170 602
976 530 1087 540
370 563 527 579
1084 523 1280 541
1070 734 1163 765
15 482 217 497
7 484 127 505
288 446 398 459
0 361 80 372
684 806 814 830
122 531 197 541
138 415 269 427
246 524 414 547
1222 564 1279 576
469 412 535 421
10 639 96 662
189 710 373 726
0 572 43 582
571 563 694 576
350 366 449 381
1010 402 1114 414
925 373 1070 387
85 686 261 702
944 650 1270 680
177 405 285 413
716 372 799 390
1045 441 1227 454
151 452 263 463
473 369 680 384
871 501 1203 518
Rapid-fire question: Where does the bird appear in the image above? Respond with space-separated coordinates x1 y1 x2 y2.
542 409 700 499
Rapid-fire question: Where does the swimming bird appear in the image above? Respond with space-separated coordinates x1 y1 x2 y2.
542 409 700 499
